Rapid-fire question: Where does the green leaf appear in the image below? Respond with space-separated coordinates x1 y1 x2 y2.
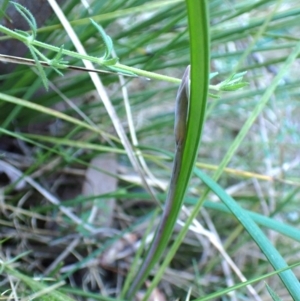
28 46 49 90
14 28 30 37
11 1 37 38
231 71 247 79
220 82 248 91
103 57 119 66
90 18 114 60
218 71 248 91
51 45 69 66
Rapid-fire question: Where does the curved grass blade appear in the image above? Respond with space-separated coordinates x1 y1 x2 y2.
195 262 300 301
195 167 300 299
11 1 37 38
135 1 210 300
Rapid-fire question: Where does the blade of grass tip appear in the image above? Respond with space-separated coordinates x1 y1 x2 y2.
137 1 210 300
47 0 160 204
266 283 282 301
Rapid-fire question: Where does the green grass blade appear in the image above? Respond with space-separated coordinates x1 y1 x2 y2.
0 92 117 142
203 201 300 242
137 1 210 299
194 168 300 299
195 262 300 301
266 283 283 301
3 265 75 301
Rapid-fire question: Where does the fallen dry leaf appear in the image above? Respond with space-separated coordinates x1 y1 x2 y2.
82 154 118 228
